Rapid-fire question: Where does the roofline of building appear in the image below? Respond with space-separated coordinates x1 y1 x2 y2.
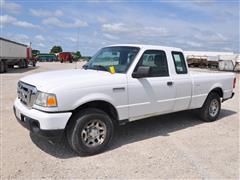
0 37 28 47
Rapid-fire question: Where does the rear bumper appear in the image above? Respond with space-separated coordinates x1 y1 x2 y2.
13 99 72 139
222 92 234 102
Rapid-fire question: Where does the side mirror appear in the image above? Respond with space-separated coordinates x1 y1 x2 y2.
132 66 150 78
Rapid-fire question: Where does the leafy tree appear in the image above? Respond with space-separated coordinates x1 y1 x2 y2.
76 51 82 58
50 46 63 53
32 49 40 56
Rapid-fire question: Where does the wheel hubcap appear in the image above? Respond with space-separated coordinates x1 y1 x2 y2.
81 120 107 147
209 99 219 117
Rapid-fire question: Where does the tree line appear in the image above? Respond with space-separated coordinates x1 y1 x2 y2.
32 45 82 58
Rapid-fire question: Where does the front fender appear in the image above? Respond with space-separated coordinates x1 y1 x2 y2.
72 93 116 110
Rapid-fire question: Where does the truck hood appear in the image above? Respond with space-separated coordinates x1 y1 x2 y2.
20 69 126 92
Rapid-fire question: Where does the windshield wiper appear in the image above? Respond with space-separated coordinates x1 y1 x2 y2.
83 64 109 72
92 65 109 72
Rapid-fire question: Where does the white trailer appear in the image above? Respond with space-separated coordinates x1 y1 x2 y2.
218 54 240 71
184 51 240 71
0 37 32 73
184 51 234 58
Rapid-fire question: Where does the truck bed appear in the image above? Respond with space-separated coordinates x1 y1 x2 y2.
188 68 235 109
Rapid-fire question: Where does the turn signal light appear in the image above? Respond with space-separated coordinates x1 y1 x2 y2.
233 77 236 89
47 96 57 107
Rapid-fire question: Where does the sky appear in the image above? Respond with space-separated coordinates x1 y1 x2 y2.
1 0 239 56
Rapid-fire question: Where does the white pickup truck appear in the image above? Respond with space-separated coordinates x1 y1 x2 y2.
14 44 236 155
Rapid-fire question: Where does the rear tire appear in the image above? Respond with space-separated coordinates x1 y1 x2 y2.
0 61 5 73
8 65 14 68
0 61 7 73
18 59 24 68
66 108 114 155
199 92 221 122
24 59 28 68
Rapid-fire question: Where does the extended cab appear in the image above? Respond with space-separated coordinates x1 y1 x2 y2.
13 45 236 155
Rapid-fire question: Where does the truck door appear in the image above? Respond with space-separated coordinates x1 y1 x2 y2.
127 50 176 120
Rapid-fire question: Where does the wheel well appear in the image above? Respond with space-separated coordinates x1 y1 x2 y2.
69 100 119 126
210 87 223 98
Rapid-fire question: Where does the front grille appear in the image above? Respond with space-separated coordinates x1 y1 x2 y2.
17 81 38 108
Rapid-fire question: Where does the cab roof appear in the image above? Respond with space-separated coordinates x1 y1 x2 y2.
107 44 183 52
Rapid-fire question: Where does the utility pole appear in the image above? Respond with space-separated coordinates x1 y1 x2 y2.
75 30 80 69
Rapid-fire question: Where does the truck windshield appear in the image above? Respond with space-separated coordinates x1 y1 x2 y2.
84 46 140 73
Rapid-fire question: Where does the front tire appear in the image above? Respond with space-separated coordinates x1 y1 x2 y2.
66 108 114 155
199 92 221 122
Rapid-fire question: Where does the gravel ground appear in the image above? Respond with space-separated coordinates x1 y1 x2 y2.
0 62 239 179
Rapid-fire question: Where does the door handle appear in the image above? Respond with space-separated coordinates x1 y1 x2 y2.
167 81 173 86
113 87 125 91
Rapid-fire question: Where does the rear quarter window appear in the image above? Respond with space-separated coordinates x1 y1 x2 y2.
172 51 187 74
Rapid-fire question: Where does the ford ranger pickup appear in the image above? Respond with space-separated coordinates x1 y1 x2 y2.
13 44 236 155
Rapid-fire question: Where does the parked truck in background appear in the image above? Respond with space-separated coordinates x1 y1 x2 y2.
13 44 236 155
0 37 36 73
58 52 73 63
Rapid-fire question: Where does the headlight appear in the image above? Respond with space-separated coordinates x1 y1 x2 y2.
34 92 58 107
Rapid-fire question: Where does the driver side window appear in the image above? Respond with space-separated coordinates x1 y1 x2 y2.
135 50 169 77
